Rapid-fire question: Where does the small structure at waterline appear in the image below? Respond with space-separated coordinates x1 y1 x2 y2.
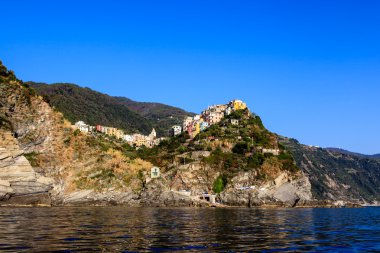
199 193 216 204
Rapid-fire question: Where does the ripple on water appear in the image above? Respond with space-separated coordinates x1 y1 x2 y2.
0 207 379 252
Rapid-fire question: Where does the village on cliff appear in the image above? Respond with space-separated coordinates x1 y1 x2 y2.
74 99 248 148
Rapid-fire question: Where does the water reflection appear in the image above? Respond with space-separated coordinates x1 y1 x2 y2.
0 207 379 252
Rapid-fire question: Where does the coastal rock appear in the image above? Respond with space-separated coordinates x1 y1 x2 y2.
140 178 197 207
219 172 312 207
62 189 141 206
0 180 13 200
0 129 54 206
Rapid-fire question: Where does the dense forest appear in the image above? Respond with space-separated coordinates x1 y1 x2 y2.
29 82 194 136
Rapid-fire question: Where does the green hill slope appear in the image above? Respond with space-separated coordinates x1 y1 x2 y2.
281 138 380 202
29 82 194 136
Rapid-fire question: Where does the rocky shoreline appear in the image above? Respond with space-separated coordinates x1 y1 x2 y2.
0 189 364 208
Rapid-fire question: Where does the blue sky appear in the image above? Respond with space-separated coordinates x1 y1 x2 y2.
1 0 379 154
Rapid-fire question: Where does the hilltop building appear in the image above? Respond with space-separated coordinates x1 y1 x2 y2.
115 129 124 140
230 119 239 125
229 99 247 111
148 128 157 140
75 122 163 148
96 125 103 132
171 125 182 136
73 99 248 147
181 99 249 138
259 148 280 156
75 121 90 133
200 121 209 131
123 134 134 143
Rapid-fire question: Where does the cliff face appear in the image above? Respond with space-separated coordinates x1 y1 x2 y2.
0 70 333 208
0 69 56 205
219 171 312 207
281 137 380 204
0 63 152 206
2 61 376 207
0 130 53 205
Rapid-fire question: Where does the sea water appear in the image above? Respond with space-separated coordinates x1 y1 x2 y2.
0 207 379 252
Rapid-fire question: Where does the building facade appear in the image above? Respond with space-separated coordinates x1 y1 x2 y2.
171 125 182 136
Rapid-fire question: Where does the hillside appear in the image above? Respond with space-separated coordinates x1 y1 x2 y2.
1 60 311 207
325 148 380 159
29 82 194 136
0 61 153 206
282 138 380 203
1 60 380 207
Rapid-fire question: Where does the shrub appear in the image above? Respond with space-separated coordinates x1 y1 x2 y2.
63 137 71 145
178 145 188 154
278 152 293 161
232 142 249 155
247 153 265 168
24 152 40 167
247 116 265 129
213 175 228 193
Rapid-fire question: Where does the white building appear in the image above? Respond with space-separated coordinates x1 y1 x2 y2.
148 128 157 140
262 148 280 156
225 107 232 115
151 167 161 178
200 193 216 204
230 119 239 125
75 121 89 133
124 134 135 143
171 125 182 136
208 112 224 125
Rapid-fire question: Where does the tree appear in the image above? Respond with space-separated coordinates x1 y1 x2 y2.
213 175 228 193
232 142 249 155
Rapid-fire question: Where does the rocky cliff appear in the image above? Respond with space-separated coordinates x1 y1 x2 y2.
0 130 53 205
0 62 152 206
281 137 380 204
1 61 377 207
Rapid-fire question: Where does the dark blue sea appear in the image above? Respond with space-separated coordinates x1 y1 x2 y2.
0 207 379 252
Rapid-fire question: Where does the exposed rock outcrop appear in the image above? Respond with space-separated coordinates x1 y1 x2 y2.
281 137 380 204
0 130 53 205
218 171 312 207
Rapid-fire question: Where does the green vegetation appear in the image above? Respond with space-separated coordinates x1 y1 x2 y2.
0 61 37 105
0 61 17 82
76 167 118 189
232 142 251 155
281 137 380 202
73 129 81 136
1 57 300 194
24 152 40 167
86 106 301 193
213 175 228 193
247 152 265 168
0 115 12 130
29 82 194 136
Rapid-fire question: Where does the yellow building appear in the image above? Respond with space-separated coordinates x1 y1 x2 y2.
108 127 117 136
115 129 124 140
232 99 247 110
190 122 201 138
133 134 146 147
195 121 200 133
